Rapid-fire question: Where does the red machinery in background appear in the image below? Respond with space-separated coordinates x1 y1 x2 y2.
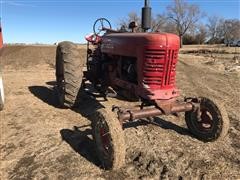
55 0 229 169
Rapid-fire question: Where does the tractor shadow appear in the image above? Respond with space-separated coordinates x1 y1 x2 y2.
28 81 104 116
123 118 191 136
28 81 105 168
60 126 101 168
28 84 59 108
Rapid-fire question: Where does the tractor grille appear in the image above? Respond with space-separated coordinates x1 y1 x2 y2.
143 48 178 87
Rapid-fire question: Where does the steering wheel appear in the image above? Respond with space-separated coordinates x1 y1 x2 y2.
93 18 112 36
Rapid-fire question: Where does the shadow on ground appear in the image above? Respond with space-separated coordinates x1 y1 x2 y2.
123 117 190 136
60 126 101 168
28 85 59 108
28 81 104 116
28 82 105 168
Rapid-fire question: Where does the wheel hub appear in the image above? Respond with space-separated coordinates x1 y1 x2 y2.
196 107 214 131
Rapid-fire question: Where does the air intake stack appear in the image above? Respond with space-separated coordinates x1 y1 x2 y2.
141 0 152 32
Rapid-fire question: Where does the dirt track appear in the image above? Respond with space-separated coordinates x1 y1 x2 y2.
0 45 239 179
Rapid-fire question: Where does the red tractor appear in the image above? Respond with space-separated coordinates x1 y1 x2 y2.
55 0 229 170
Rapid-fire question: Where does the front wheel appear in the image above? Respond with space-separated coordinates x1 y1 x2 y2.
91 109 125 170
185 97 229 142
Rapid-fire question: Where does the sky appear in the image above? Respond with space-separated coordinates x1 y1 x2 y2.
0 0 239 44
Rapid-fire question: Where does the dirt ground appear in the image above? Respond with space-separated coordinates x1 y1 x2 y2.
0 44 239 179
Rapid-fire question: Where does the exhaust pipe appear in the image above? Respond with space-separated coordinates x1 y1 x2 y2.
141 0 152 32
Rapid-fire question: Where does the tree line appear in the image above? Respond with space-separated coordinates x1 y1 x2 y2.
118 0 240 47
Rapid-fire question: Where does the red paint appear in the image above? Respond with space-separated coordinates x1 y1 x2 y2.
101 32 180 100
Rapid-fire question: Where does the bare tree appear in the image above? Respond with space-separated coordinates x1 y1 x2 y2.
118 11 141 32
119 11 171 33
206 16 240 44
206 16 222 44
151 14 167 32
195 24 207 44
162 21 178 34
128 12 141 24
166 0 203 47
220 19 240 44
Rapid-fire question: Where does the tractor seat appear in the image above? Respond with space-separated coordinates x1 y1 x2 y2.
85 33 101 44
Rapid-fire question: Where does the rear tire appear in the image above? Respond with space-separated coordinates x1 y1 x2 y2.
55 41 83 108
185 97 229 142
91 109 126 170
0 68 4 111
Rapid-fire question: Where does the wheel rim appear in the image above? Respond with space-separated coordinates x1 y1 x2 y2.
196 108 214 131
191 101 219 134
186 97 228 141
96 120 113 162
100 127 111 154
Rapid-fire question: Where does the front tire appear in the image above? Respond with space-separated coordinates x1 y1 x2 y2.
185 97 229 142
55 41 83 108
91 109 126 170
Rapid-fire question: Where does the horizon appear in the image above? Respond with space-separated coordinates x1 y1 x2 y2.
1 0 239 44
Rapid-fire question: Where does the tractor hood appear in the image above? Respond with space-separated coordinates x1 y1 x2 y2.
101 32 180 57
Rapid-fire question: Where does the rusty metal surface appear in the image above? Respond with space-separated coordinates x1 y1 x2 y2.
155 98 176 114
118 102 193 122
170 103 193 113
119 107 163 122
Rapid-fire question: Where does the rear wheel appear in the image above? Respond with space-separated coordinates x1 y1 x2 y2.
91 109 125 170
0 68 4 111
55 41 83 108
185 97 229 142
